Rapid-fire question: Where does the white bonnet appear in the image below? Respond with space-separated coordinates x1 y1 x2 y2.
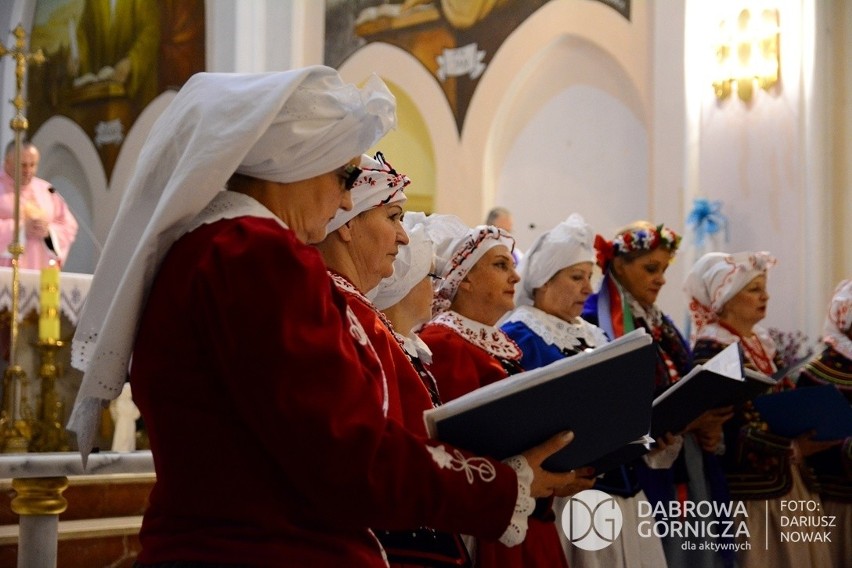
369 211 434 310
236 72 396 183
68 66 397 461
327 152 410 233
515 213 595 306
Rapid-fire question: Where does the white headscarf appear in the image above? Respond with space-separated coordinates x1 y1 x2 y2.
68 66 396 461
515 213 595 306
684 251 776 332
824 279 852 358
326 152 409 233
423 214 514 314
369 212 434 310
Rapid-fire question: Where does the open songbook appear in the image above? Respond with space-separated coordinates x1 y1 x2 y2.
423 329 656 473
650 342 777 438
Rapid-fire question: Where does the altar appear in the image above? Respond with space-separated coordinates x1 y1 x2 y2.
0 267 154 567
0 266 94 451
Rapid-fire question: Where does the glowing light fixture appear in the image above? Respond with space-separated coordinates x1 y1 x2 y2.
712 7 780 102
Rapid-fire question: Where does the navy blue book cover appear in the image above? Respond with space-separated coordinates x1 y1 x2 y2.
650 342 763 438
753 384 852 441
424 330 656 472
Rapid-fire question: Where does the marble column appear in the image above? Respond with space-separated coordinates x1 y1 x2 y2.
11 476 68 568
0 451 154 568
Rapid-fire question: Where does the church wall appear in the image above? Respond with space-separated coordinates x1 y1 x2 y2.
680 0 848 342
0 0 846 342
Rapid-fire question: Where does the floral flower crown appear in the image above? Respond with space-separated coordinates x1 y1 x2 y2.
594 224 682 269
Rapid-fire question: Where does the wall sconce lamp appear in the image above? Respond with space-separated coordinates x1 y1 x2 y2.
712 7 780 102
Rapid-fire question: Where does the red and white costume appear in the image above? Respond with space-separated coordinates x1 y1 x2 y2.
69 69 532 567
417 215 569 568
131 193 521 565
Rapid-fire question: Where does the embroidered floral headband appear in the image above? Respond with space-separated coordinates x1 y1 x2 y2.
594 224 681 270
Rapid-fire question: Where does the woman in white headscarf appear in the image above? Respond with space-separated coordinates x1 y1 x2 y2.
368 208 475 565
685 251 835 568
370 211 444 407
798 279 852 567
417 215 572 568
501 213 607 367
418 215 523 400
316 152 440 431
501 214 666 568
67 67 574 567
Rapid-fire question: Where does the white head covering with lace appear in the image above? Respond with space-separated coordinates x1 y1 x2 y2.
68 66 396 461
515 213 595 306
824 279 852 358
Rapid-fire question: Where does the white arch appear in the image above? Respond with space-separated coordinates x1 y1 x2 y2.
339 41 460 214
488 43 649 251
462 0 650 224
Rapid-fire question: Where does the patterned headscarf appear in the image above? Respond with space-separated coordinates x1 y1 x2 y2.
684 251 777 334
422 214 514 315
515 213 595 306
327 152 409 233
824 279 852 358
369 211 434 310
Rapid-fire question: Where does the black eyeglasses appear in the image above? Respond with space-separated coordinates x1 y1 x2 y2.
428 272 444 292
339 163 362 191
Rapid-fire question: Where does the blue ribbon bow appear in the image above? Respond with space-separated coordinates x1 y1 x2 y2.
686 198 728 246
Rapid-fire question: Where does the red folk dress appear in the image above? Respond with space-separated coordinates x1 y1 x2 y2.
131 215 519 567
329 271 436 436
419 310 569 568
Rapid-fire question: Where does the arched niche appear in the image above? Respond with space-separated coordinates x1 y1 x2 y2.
340 42 455 214
31 90 175 273
487 35 647 251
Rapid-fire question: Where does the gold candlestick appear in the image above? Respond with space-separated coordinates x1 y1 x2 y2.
0 24 45 453
30 340 69 452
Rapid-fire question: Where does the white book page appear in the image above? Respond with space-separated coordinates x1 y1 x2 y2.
702 341 743 378
744 367 776 385
652 342 742 406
